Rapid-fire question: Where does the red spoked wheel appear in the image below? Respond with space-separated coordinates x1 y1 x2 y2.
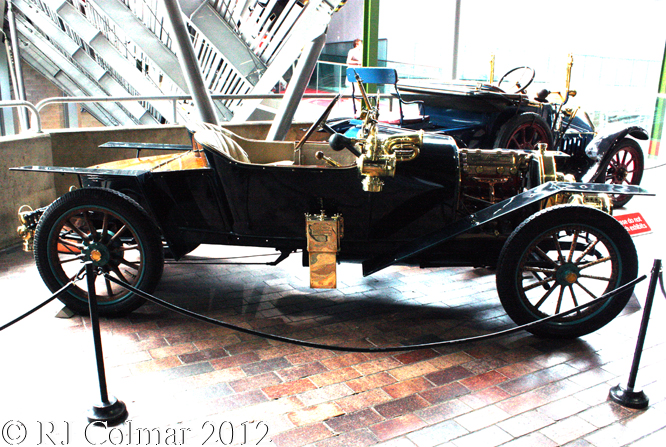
494 113 554 150
600 138 644 208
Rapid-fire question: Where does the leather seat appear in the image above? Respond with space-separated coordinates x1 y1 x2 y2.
189 123 251 163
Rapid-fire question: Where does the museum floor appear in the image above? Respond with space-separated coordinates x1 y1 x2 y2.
1 162 665 447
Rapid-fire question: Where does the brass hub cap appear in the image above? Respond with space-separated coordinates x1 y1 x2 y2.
556 263 580 286
82 243 110 267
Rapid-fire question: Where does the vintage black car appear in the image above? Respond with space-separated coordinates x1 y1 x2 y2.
13 78 650 339
365 62 647 208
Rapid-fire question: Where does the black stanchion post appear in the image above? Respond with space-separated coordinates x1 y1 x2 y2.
609 259 662 409
85 262 128 424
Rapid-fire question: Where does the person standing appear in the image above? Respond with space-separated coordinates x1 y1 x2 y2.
347 38 363 69
346 39 362 88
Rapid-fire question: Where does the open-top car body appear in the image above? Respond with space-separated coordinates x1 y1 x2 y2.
13 74 651 339
370 60 648 207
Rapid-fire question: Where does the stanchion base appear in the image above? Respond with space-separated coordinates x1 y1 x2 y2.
87 396 128 425
609 384 649 409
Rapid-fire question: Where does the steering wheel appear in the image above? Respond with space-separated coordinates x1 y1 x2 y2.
498 66 535 94
295 94 340 151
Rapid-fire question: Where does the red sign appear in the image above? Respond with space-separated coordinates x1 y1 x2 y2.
614 212 652 236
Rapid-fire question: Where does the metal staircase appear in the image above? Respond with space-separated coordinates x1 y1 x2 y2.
7 0 341 126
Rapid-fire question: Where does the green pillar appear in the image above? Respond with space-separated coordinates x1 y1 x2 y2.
363 0 380 93
649 40 666 158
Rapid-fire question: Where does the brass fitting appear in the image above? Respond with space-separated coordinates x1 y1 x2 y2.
357 131 422 192
17 205 37 252
306 212 344 288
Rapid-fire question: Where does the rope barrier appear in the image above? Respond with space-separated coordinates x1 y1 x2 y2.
644 162 666 170
0 281 76 332
103 273 646 353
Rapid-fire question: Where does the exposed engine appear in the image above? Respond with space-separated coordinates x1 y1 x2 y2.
458 145 611 215
459 148 533 205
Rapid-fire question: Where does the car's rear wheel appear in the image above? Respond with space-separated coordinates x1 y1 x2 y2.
494 112 554 151
34 188 164 317
496 205 637 338
597 138 644 208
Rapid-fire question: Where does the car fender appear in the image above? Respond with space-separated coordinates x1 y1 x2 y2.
362 181 652 276
582 126 648 182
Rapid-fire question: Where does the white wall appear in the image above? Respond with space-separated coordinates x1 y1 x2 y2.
331 0 665 76
328 0 666 126
327 0 364 43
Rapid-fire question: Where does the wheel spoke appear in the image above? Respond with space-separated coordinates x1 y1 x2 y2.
574 239 599 264
569 285 580 306
57 237 83 254
534 246 558 267
111 244 139 252
107 225 128 245
568 286 580 319
109 265 129 284
104 277 114 297
579 256 611 270
523 274 556 291
621 150 629 166
555 285 565 314
59 254 85 264
117 257 140 271
524 266 557 274
574 280 598 299
567 230 579 263
552 234 565 263
578 273 612 281
83 212 97 241
100 212 110 243
534 283 559 309
67 217 92 243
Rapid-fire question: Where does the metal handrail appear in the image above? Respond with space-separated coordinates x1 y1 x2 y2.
3 89 400 135
0 101 43 133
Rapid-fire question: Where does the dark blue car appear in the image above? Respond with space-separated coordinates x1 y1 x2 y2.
341 65 647 207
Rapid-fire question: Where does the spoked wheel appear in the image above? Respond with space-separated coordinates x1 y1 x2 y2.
598 138 644 208
496 205 638 338
494 113 554 150
34 188 164 317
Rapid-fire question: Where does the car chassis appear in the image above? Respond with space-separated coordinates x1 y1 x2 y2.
13 74 651 339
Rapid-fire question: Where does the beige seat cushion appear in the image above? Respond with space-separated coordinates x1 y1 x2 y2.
189 123 251 163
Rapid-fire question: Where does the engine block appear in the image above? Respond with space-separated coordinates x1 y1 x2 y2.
459 148 533 204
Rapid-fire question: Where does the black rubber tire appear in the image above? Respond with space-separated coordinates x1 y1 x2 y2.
496 205 638 338
494 112 554 151
34 188 164 317
597 138 644 208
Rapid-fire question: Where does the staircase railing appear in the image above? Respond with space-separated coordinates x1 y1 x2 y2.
29 0 166 122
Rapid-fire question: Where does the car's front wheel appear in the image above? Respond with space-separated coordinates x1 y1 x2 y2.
496 205 637 338
34 188 164 317
597 138 644 208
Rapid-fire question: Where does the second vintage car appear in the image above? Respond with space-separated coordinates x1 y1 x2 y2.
347 58 647 207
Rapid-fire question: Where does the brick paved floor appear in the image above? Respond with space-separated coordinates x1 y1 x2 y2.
1 164 664 446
